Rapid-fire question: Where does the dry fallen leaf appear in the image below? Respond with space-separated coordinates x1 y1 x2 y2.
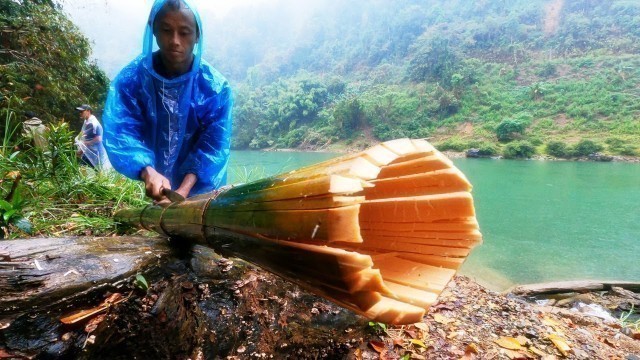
495 336 522 350
414 322 429 332
84 314 106 333
0 348 16 358
353 348 362 360
410 339 427 348
542 317 561 327
404 329 418 338
433 313 454 324
528 346 548 357
501 348 530 360
602 337 617 348
392 337 404 347
465 343 479 354
547 334 571 356
515 336 528 346
60 293 127 325
369 340 386 353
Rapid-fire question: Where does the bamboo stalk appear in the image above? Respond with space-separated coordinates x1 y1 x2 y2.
114 138 482 324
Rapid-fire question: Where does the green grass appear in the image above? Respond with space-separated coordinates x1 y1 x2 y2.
620 305 640 332
0 105 147 239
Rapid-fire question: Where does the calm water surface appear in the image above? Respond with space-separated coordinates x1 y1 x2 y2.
229 151 640 289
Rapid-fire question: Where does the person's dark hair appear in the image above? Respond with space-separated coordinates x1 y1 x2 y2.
154 0 200 38
24 111 36 119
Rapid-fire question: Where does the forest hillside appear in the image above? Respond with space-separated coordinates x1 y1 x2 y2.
210 0 640 158
3 0 640 158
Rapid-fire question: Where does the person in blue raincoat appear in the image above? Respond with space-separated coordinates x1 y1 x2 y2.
103 0 232 202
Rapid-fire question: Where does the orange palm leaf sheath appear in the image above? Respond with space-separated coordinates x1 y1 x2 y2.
115 138 482 324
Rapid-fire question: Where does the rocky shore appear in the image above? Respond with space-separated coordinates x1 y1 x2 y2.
1 243 638 359
360 276 640 359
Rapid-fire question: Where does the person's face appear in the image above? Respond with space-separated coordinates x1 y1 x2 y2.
79 110 89 120
154 7 198 72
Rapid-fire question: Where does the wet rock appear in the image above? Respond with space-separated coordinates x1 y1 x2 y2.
588 153 613 162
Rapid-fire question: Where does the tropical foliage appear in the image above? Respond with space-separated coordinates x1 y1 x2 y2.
0 1 140 238
0 103 146 239
201 0 640 155
0 0 108 131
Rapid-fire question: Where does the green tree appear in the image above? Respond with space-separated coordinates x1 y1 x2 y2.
409 36 460 88
503 141 536 159
496 119 526 142
333 97 365 137
546 141 569 158
572 139 604 157
0 0 108 130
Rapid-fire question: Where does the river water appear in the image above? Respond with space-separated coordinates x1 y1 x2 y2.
228 151 640 290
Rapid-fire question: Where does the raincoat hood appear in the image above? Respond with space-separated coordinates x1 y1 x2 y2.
142 0 204 82
103 0 233 197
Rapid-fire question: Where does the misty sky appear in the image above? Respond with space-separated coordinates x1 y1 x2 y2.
62 0 270 78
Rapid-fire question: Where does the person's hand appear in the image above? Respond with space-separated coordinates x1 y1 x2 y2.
175 173 197 199
140 166 171 201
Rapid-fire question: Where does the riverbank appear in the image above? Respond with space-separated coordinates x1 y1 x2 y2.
1 238 637 359
257 142 640 164
362 276 640 359
440 151 640 163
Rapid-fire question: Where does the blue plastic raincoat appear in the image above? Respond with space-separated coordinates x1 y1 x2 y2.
103 0 232 196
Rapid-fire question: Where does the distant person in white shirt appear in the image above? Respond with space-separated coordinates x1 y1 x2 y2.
75 104 111 170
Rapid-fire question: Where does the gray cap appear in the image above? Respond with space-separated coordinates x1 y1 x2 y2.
76 104 92 111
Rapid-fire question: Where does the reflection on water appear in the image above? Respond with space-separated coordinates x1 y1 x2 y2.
229 151 640 290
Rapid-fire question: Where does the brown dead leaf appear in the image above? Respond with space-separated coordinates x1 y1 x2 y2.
602 337 617 348
369 340 386 353
414 322 429 332
547 334 571 356
465 343 479 354
392 337 404 347
84 314 106 333
433 313 454 324
404 329 418 338
501 349 531 360
60 292 127 325
0 348 16 359
380 349 396 360
6 171 20 179
353 348 362 360
632 330 640 340
528 346 548 357
495 337 522 350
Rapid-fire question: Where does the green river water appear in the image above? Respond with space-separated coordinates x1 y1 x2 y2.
228 151 640 290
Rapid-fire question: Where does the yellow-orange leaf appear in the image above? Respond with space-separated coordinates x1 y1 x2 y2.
547 334 571 356
466 343 479 354
528 346 547 357
410 339 427 348
494 336 522 350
